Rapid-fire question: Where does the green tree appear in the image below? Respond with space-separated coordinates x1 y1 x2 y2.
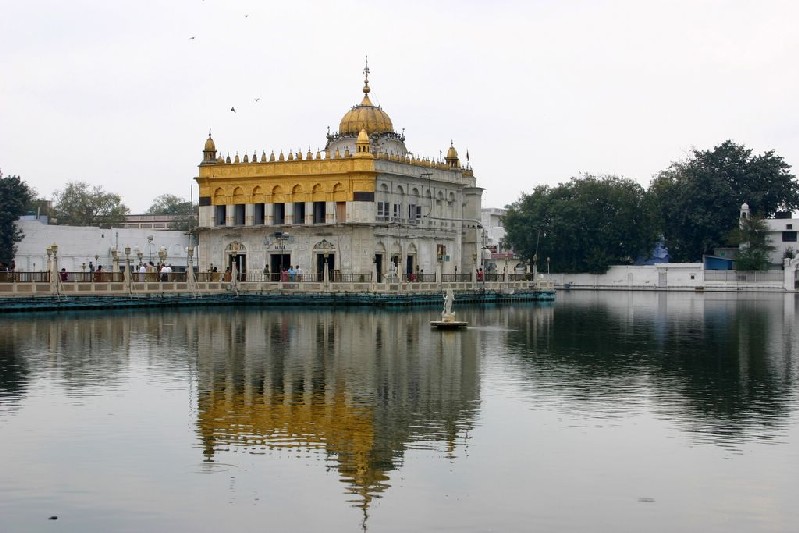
147 194 189 215
146 194 198 234
0 171 35 265
649 140 798 262
726 216 775 271
52 181 129 227
504 175 657 273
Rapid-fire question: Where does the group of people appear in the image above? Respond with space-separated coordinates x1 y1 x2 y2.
261 264 304 282
134 261 173 282
283 265 302 282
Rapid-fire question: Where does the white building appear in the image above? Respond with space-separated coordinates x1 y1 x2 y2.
14 217 191 273
740 202 799 266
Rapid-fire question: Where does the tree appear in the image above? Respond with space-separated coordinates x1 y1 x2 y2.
649 140 799 262
726 216 775 271
52 181 129 227
147 194 189 215
146 194 198 234
504 175 657 273
0 171 35 265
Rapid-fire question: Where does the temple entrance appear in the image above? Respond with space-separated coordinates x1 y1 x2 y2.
316 253 335 281
228 253 246 281
270 254 291 279
313 239 337 281
224 241 247 281
374 254 383 282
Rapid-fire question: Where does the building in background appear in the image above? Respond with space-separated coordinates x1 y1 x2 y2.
195 63 483 281
14 218 190 273
479 207 527 274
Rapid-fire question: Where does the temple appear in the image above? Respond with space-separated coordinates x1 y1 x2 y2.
195 61 483 281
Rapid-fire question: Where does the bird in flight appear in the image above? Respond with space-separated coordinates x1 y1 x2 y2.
189 36 196 40
230 107 236 112
254 97 261 102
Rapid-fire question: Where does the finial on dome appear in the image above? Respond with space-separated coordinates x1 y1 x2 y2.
363 55 370 95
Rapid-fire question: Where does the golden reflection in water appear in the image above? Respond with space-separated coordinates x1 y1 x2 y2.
193 309 481 514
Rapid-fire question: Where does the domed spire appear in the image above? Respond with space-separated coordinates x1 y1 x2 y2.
445 140 460 168
354 128 373 159
338 60 394 135
201 132 217 165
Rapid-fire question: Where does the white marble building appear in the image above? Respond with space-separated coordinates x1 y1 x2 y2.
14 217 191 273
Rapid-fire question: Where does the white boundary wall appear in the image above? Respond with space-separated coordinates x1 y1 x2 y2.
549 263 796 292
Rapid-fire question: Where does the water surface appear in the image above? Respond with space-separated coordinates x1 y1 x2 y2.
1 291 797 532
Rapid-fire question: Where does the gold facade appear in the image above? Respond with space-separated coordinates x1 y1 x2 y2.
197 157 377 206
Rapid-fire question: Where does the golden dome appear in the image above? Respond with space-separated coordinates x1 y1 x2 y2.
204 134 216 152
338 70 394 135
446 144 458 160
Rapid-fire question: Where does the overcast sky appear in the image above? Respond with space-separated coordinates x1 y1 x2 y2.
2 0 798 213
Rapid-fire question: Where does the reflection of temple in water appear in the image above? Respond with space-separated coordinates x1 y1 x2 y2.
193 308 480 514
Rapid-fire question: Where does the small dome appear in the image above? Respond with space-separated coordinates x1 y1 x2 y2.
446 145 458 160
204 134 216 152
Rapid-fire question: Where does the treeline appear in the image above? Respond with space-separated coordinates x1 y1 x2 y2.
503 140 798 273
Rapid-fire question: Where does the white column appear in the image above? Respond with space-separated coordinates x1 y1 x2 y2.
326 201 336 223
245 204 254 226
266 203 274 225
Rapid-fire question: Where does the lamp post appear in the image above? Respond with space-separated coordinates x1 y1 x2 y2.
52 244 59 285
157 246 167 281
111 248 119 273
275 232 289 275
187 245 194 284
547 256 550 276
124 246 131 287
46 246 52 279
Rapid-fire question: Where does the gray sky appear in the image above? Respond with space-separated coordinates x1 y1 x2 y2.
2 0 798 213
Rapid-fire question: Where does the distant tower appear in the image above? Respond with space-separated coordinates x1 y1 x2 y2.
740 202 750 228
